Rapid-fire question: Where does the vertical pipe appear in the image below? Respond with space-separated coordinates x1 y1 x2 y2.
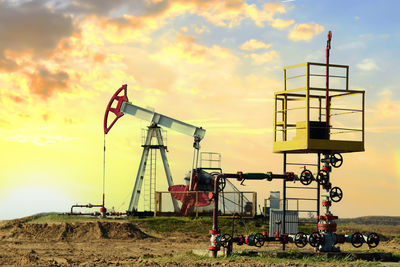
326 31 332 133
154 192 157 217
282 152 287 250
238 192 241 214
212 177 219 258
317 153 321 230
196 191 199 218
318 97 322 122
102 134 106 210
306 63 310 142
274 96 277 142
253 193 257 217
283 95 287 141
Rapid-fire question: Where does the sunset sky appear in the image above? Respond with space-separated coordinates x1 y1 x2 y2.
0 0 399 220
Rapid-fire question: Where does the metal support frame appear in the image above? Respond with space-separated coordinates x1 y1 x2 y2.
128 124 179 214
281 152 321 250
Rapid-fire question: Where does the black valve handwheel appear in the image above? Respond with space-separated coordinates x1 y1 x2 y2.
330 187 343 202
316 170 329 185
330 153 343 168
254 233 265 247
300 170 313 186
351 232 364 248
367 232 379 248
309 232 323 247
220 234 232 248
294 232 308 248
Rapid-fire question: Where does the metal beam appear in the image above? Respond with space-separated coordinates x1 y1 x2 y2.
121 101 206 141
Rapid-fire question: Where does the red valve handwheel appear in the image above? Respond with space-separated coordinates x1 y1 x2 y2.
104 84 129 134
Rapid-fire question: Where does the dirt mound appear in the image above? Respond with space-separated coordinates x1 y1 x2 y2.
0 221 150 241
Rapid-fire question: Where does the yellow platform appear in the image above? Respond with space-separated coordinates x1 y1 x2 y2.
273 62 365 154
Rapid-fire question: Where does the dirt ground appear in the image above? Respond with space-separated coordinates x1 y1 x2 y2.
0 218 399 266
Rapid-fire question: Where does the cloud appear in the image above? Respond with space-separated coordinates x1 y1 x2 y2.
0 1 76 58
155 33 239 64
378 89 393 98
271 18 294 29
374 98 400 120
240 39 271 51
246 50 279 65
194 24 210 34
28 66 70 99
288 22 324 42
357 58 379 71
61 0 127 16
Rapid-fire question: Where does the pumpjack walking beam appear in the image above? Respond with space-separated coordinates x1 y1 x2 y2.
104 84 206 214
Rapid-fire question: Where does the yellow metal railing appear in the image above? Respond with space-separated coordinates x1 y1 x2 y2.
273 62 365 153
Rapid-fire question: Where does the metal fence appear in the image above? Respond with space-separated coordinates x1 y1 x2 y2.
263 197 318 219
154 191 257 218
269 209 299 237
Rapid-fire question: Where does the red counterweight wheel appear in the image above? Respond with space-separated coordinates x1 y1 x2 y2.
104 84 129 134
300 170 313 186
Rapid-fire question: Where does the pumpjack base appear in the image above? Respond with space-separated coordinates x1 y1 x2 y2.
192 249 395 262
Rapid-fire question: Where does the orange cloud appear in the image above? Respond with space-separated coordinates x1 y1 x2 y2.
240 39 271 51
288 22 324 42
271 18 294 29
29 67 70 99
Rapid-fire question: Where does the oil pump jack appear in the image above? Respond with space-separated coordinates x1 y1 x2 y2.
104 84 206 215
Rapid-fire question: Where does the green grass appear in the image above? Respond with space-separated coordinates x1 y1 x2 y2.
155 250 380 266
128 216 270 235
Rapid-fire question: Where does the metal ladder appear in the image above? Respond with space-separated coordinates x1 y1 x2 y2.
143 148 157 211
281 152 321 250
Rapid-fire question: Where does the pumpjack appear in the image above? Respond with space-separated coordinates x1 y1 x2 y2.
104 84 206 215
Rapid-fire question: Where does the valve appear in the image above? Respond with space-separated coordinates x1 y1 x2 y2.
329 187 343 202
309 232 324 247
245 233 265 247
299 170 313 185
236 234 245 246
330 153 343 168
351 232 364 248
316 170 329 185
214 234 232 248
294 232 308 248
367 232 380 248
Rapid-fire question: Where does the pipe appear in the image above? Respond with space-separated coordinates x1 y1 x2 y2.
70 204 103 214
326 31 332 134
